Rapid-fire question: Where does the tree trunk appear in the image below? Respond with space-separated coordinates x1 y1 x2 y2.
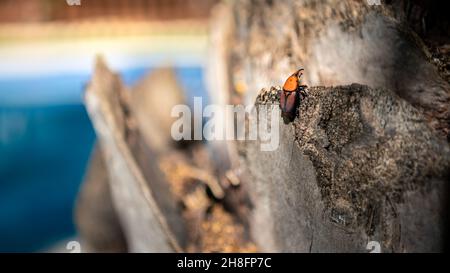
245 84 449 252
207 0 450 252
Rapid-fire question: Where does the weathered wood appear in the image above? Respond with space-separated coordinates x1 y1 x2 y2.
130 67 188 153
84 58 187 252
245 85 449 252
228 0 450 137
205 3 238 174
82 57 257 253
204 0 450 252
79 0 449 253
75 144 128 253
205 3 254 226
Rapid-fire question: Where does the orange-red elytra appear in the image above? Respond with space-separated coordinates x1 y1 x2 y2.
280 68 308 122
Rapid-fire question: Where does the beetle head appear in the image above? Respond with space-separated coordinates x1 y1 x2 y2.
295 68 304 84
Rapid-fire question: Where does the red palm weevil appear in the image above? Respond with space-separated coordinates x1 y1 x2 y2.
280 68 308 122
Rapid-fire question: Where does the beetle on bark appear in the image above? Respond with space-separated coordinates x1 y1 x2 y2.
280 68 308 123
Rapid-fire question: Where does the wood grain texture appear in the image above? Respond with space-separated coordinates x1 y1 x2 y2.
84 58 187 252
244 85 449 252
203 0 450 252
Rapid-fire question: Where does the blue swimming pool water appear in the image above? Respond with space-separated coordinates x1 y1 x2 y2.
0 66 207 252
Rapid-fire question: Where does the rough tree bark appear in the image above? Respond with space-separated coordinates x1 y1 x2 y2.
246 84 449 252
207 1 450 252
229 0 449 137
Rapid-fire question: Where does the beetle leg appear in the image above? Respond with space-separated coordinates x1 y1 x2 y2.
298 87 308 99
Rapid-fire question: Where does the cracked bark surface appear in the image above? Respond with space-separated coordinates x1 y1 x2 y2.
206 0 450 252
244 84 449 252
229 0 449 137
